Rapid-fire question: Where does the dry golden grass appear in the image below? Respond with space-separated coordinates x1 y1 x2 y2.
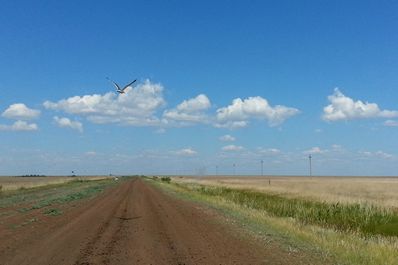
0 176 111 191
157 179 398 265
173 176 398 209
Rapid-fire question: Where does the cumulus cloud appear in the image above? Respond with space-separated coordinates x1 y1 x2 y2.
384 120 398 127
219 134 236 142
323 88 398 121
2 103 41 120
215 96 299 128
222 145 244 151
43 83 300 130
44 80 165 126
173 148 198 156
0 120 38 131
163 94 211 124
54 116 83 132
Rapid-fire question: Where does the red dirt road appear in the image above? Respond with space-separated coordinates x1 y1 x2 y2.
0 179 319 265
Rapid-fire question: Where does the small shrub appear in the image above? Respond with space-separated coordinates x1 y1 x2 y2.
44 208 63 216
71 178 87 183
161 177 171 183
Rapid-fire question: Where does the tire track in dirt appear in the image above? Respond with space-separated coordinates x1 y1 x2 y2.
1 178 324 265
75 180 135 265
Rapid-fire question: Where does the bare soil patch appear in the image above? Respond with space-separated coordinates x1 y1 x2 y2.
1 179 324 264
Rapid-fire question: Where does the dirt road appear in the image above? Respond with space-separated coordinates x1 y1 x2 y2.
0 179 316 265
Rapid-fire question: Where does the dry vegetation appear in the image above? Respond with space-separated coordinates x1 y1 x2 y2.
174 176 398 209
159 176 398 265
0 176 112 191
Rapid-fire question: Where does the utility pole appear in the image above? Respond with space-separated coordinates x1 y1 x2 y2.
233 163 236 176
309 154 312 176
216 165 218 176
261 160 264 176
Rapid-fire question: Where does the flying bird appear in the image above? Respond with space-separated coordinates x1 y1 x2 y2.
106 77 137 94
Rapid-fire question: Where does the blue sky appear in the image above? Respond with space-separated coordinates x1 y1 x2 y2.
1 1 398 176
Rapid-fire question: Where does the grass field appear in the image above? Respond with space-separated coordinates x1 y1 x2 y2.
0 178 120 232
155 176 398 265
0 176 112 191
174 176 398 209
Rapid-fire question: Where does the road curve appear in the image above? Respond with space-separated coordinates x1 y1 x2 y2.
1 179 273 265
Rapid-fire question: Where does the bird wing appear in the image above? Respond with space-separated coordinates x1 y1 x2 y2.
106 77 121 91
122 79 137 91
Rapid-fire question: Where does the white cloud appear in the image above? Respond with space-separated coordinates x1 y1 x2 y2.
374 151 394 159
257 147 281 154
359 150 395 160
0 120 38 131
43 84 300 130
222 145 244 151
2 103 41 120
173 148 198 156
54 116 83 132
331 144 344 151
323 88 398 121
85 151 97 156
44 80 165 126
384 120 398 127
214 120 248 129
303 147 326 155
219 134 236 142
163 94 211 124
174 94 211 112
216 96 299 128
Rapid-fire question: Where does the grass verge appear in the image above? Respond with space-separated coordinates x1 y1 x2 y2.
195 184 397 236
149 178 398 265
0 178 119 213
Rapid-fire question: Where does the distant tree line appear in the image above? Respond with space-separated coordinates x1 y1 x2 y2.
19 174 47 177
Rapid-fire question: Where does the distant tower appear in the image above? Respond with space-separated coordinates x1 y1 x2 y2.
309 155 312 176
261 160 264 176
233 163 236 175
216 165 219 176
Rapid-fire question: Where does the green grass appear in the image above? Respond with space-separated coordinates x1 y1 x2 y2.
0 178 118 213
1 178 127 232
181 184 397 237
44 208 63 216
27 181 113 211
374 216 398 236
150 179 398 265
